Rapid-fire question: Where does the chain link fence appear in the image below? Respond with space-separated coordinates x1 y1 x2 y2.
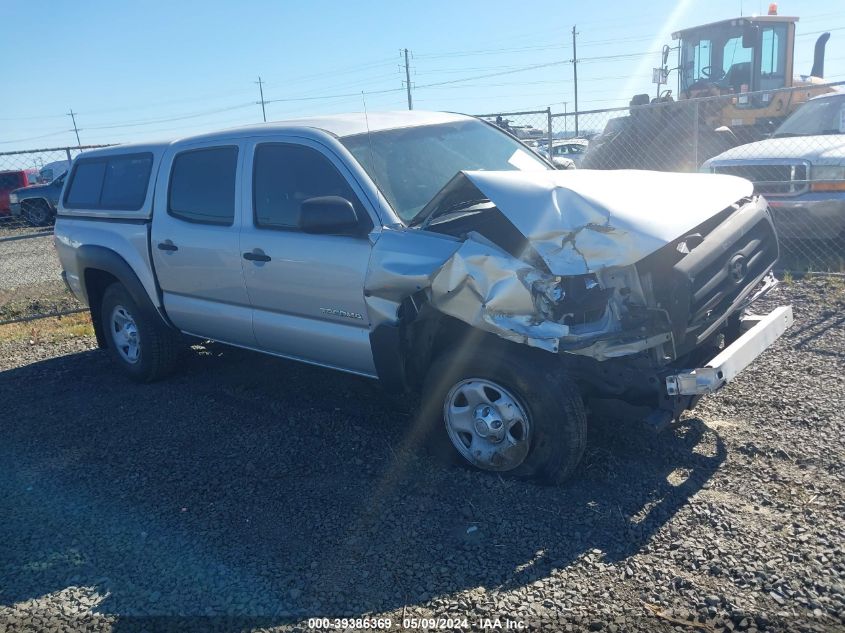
2 85 845 325
0 146 112 324
482 82 845 274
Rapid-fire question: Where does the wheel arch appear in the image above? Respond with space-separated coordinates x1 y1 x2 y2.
371 297 552 395
19 196 54 210
77 245 173 348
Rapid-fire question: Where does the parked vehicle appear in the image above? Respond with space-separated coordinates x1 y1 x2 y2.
38 160 71 184
9 170 67 226
703 92 845 239
54 111 792 483
582 8 834 172
0 169 38 215
538 139 588 168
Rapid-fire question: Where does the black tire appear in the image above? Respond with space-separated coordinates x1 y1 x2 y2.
100 283 181 382
22 199 54 227
419 347 587 484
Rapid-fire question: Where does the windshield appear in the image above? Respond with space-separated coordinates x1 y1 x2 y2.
341 119 550 223
774 96 845 137
679 22 788 93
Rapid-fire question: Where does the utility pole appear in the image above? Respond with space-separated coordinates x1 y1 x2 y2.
403 48 413 110
571 26 579 136
67 109 81 147
256 76 267 122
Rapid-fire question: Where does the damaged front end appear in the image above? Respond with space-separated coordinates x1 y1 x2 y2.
365 168 790 421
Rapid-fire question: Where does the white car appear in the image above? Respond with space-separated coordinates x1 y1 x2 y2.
38 160 71 184
704 92 845 240
539 139 588 168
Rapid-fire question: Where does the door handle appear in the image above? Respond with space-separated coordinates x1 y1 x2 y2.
157 241 178 251
243 251 271 262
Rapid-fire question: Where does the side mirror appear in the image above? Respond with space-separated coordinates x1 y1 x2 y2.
742 24 759 49
297 196 361 235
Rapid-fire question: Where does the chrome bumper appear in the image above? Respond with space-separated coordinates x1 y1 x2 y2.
665 305 793 396
768 194 845 239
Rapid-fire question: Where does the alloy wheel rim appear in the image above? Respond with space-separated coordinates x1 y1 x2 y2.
110 305 140 364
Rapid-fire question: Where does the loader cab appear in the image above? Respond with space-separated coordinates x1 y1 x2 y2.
674 16 796 98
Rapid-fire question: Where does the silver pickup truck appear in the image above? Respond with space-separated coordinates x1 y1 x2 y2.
54 111 793 483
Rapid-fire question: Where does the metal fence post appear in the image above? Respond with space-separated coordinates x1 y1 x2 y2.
692 100 699 170
65 148 72 163
546 107 553 160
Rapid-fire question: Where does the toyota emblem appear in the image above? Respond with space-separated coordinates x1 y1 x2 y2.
728 254 748 284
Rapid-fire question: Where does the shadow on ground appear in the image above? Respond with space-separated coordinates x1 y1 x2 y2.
0 344 725 629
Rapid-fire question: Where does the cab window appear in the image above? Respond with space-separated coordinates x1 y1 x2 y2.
252 143 367 231
760 25 788 90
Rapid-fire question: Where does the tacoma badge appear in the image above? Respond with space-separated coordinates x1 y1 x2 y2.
320 307 364 320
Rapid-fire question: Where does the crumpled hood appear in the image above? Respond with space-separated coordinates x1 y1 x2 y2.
461 169 753 274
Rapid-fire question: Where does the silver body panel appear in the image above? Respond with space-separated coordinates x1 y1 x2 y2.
54 217 160 309
238 135 378 376
150 138 255 346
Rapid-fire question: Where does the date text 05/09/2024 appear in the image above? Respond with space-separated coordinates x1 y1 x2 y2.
307 617 527 629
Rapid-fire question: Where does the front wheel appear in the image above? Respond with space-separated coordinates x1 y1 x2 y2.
421 347 587 484
22 200 53 227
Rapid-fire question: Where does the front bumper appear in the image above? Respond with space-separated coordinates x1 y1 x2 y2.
767 193 845 240
665 305 793 396
10 202 21 217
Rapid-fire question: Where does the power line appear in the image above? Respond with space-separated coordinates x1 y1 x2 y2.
83 102 255 130
797 26 845 37
0 129 72 145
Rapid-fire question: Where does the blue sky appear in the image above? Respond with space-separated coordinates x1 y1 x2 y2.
1 0 843 150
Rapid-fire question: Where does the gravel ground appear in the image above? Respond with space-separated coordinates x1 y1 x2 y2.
0 232 81 323
0 234 60 291
0 277 842 633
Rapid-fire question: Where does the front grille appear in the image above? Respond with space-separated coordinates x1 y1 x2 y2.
638 197 779 356
712 162 808 196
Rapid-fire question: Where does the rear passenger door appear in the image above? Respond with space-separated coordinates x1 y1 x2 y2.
239 138 377 376
151 141 256 347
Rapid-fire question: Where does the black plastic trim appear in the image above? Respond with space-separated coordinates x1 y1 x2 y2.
56 214 149 224
76 245 172 329
370 323 407 393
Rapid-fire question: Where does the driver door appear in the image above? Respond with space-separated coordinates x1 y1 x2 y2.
239 138 378 376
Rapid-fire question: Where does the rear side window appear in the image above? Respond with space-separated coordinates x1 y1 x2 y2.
101 155 153 208
65 162 106 207
168 146 238 225
64 153 153 210
0 172 24 190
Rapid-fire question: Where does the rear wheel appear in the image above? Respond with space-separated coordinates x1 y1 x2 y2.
100 283 181 382
22 199 53 227
421 348 587 484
